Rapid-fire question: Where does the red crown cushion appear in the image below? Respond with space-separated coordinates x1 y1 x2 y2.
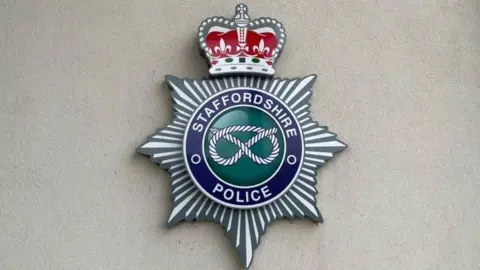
206 28 278 59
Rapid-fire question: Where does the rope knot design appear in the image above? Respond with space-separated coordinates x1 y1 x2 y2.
209 125 280 166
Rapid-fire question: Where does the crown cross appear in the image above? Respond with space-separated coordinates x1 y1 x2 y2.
198 4 286 77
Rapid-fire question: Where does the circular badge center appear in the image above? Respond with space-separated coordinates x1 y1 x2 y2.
184 88 304 209
205 107 285 187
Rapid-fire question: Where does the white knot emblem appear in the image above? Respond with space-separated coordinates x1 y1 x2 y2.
208 125 280 166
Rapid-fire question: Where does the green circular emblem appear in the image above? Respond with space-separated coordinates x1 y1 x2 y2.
204 106 285 187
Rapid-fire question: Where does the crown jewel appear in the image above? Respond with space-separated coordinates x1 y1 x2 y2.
198 4 286 77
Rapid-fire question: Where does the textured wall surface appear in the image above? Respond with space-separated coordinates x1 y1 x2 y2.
1 1 479 269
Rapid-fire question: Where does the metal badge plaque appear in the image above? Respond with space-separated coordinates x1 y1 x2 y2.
137 4 347 268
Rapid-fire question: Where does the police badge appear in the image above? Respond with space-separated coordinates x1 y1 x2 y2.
137 4 347 268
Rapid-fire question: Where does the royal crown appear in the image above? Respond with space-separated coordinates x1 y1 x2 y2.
198 4 286 77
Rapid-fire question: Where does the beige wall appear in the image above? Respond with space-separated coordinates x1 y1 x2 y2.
1 1 479 269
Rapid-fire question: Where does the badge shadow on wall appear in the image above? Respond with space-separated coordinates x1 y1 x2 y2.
136 4 347 269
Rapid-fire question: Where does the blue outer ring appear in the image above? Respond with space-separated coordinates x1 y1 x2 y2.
184 88 304 209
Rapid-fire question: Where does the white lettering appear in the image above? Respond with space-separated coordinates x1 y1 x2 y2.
194 92 302 149
197 113 207 122
212 99 220 111
236 191 244 202
253 94 263 105
264 99 273 110
286 128 297 138
224 189 234 200
231 93 241 103
243 92 252 103
205 107 215 118
272 105 283 117
221 95 229 106
251 190 260 201
213 183 223 194
210 183 273 203
281 117 292 129
261 186 272 198
192 123 203 132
